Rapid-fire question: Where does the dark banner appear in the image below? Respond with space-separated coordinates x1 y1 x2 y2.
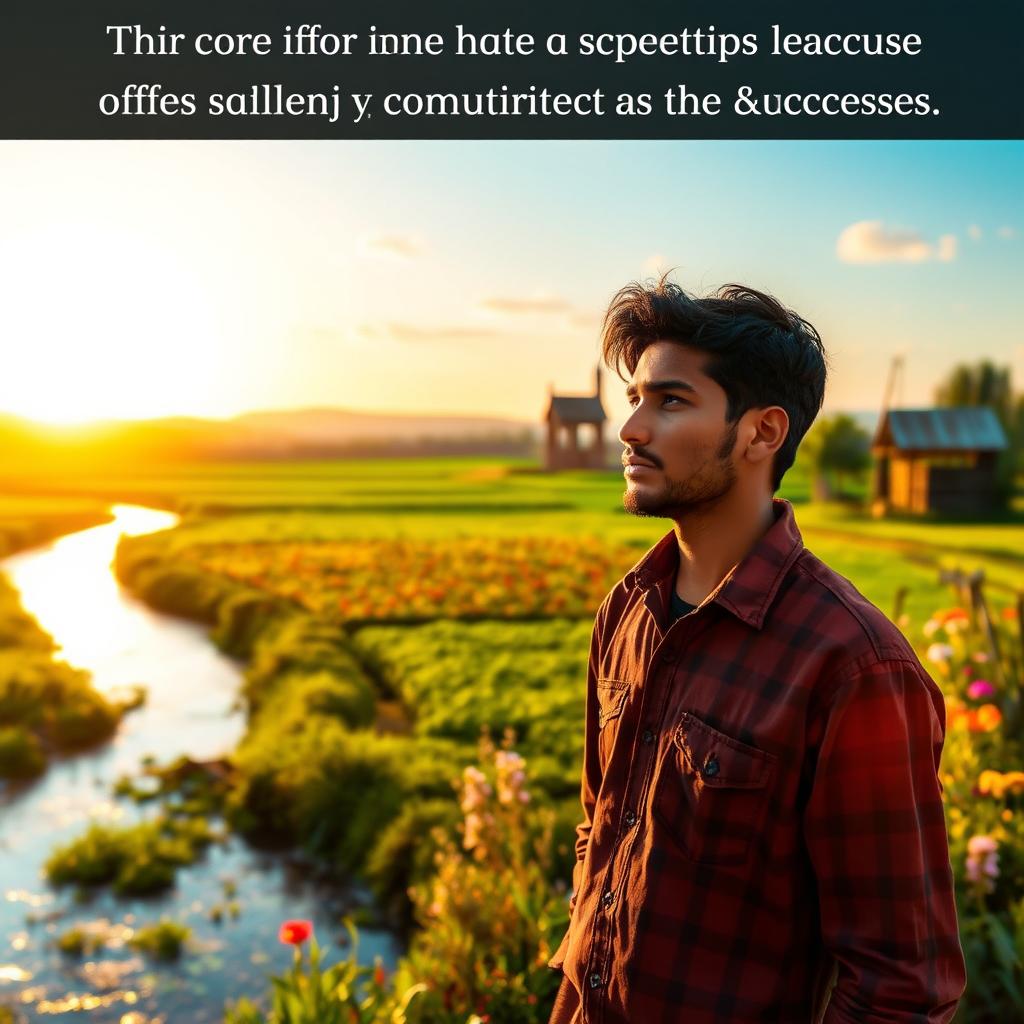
2 0 1021 139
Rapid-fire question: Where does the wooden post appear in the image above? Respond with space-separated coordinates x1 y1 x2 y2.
967 571 1003 686
892 586 908 625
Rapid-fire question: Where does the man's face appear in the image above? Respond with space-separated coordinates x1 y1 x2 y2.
619 340 740 518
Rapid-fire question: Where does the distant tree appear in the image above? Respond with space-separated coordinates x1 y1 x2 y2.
934 360 1013 430
801 414 871 501
934 360 1019 502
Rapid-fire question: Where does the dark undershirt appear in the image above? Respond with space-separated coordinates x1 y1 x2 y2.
670 590 697 622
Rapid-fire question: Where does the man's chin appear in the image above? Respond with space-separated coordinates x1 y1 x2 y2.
623 488 672 518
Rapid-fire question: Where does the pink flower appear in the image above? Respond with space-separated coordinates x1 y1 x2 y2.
966 835 999 893
967 680 996 699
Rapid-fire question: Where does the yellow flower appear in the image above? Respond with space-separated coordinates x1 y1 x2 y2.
978 770 1003 796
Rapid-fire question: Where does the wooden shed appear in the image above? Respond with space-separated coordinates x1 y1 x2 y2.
544 366 607 470
870 407 1008 516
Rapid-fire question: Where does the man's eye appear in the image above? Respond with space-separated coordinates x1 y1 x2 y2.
663 395 686 406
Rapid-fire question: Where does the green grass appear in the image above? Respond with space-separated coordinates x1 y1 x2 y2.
0 575 125 777
0 496 111 557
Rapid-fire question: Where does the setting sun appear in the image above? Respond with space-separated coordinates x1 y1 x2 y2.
0 219 229 425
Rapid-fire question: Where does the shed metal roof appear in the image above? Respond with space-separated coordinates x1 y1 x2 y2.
547 395 606 423
873 407 1008 452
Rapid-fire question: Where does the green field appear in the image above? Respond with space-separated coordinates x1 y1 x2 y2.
6 454 1024 1021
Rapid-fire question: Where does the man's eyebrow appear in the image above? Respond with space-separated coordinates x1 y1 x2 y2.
625 379 698 398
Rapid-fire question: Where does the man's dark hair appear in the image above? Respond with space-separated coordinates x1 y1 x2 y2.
601 275 828 492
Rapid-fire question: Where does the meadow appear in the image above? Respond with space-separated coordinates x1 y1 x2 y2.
4 452 1023 1022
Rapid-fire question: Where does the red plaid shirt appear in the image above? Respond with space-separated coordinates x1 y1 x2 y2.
548 498 966 1024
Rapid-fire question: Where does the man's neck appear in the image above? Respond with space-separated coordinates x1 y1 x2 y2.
671 492 777 606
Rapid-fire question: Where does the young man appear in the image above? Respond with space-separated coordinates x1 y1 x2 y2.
547 280 967 1024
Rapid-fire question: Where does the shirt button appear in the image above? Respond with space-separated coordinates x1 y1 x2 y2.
641 728 655 745
589 971 604 989
702 758 720 778
623 809 637 827
601 888 614 907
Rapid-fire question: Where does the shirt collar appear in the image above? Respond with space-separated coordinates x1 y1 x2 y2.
623 498 805 630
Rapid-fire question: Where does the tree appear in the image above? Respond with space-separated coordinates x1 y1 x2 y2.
802 414 871 501
934 360 1018 505
934 361 1013 431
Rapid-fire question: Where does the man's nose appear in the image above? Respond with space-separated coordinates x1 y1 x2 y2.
619 405 651 447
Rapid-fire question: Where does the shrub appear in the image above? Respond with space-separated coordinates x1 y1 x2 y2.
45 815 218 895
131 919 191 960
0 726 45 778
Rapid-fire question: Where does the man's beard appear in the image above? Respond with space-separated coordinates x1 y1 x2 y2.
623 420 739 519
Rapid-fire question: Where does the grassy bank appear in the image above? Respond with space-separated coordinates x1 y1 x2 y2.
0 496 112 558
0 575 129 779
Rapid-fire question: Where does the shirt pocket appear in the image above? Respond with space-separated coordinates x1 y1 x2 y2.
596 678 630 770
652 711 777 867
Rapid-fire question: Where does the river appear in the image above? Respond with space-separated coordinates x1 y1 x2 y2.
0 505 400 1023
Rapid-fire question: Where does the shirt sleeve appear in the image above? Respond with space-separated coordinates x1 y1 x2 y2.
548 597 608 970
570 597 608 911
802 657 967 1024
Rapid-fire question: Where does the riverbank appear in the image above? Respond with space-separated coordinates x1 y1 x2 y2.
0 496 112 558
1 507 401 1023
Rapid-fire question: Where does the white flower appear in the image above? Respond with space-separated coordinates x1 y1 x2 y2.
926 643 954 663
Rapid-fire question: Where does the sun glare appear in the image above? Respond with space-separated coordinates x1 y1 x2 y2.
0 220 230 426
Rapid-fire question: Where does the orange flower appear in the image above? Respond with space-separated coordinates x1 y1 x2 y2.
1001 606 1019 621
278 919 313 945
373 958 386 985
974 704 1003 732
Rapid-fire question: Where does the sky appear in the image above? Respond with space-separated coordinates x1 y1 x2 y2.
1 140 1021 429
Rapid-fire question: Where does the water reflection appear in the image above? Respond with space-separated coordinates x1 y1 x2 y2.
1 506 399 1021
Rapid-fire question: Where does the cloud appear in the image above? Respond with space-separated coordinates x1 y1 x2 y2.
997 225 1017 239
359 322 500 343
481 294 571 315
967 224 982 241
836 220 958 264
362 233 424 258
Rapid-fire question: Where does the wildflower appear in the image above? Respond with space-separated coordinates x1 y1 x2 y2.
977 770 1003 795
463 812 484 851
495 750 529 805
923 620 940 638
965 834 999 892
978 770 1024 798
967 680 996 700
1001 606 1018 621
974 704 1002 732
461 766 492 812
926 643 954 664
897 614 910 628
373 958 386 986
971 651 990 663
278 920 313 945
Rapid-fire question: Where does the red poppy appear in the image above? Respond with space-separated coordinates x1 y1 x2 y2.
278 919 313 945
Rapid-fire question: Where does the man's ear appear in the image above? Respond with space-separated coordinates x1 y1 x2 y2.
744 406 789 468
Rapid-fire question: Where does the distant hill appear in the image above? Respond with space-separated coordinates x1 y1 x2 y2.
233 407 541 449
0 408 544 470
